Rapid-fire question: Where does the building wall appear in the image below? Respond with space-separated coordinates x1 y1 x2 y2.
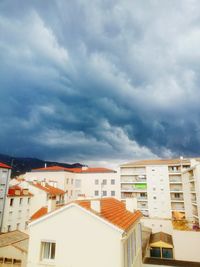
0 246 27 267
24 170 120 201
76 172 120 199
1 195 31 232
146 166 171 219
141 218 173 235
0 168 11 231
24 171 78 201
27 205 123 267
173 230 200 262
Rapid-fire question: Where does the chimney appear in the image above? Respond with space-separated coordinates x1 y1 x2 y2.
82 166 88 171
91 200 101 213
47 195 56 212
125 198 137 213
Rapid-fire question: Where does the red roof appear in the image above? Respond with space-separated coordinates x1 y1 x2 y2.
31 207 48 221
0 162 11 169
31 198 142 232
8 185 33 197
31 182 65 195
32 166 115 173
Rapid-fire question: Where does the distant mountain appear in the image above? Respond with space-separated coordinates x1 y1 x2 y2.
0 153 83 178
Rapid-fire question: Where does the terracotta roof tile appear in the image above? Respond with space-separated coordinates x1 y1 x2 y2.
31 198 142 232
32 166 115 173
31 207 48 221
8 185 33 197
31 183 65 195
0 162 11 169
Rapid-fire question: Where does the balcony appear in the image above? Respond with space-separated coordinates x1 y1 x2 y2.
171 197 184 202
120 167 146 176
121 183 147 192
170 185 183 192
171 203 185 211
137 203 148 210
121 175 147 184
169 176 182 184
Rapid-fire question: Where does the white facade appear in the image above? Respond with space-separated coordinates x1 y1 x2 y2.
1 187 32 232
16 181 65 216
182 163 200 227
23 166 120 201
0 163 11 232
27 200 142 267
120 159 193 219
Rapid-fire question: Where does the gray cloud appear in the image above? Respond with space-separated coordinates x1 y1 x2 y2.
0 0 200 165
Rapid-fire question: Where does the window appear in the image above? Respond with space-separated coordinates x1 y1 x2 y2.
102 191 107 196
153 196 157 200
95 179 99 185
102 179 107 185
175 193 180 198
25 221 28 229
10 198 14 207
28 198 30 204
71 179 73 185
66 178 69 184
16 223 20 230
19 198 23 205
94 190 99 196
41 242 56 261
111 179 115 185
7 225 11 232
111 191 115 196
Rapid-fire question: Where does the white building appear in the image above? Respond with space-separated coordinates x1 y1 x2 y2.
182 161 200 227
23 165 120 200
16 180 66 216
1 185 33 232
0 162 11 232
120 158 195 220
27 197 142 267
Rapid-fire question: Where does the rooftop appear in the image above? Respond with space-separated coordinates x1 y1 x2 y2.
0 230 29 253
0 162 11 169
31 198 142 232
31 182 65 195
32 166 116 173
121 158 192 167
8 185 33 197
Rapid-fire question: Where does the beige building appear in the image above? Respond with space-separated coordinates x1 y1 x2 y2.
120 158 196 220
23 165 120 200
182 161 200 227
1 185 33 233
0 162 12 232
0 230 29 267
27 198 142 267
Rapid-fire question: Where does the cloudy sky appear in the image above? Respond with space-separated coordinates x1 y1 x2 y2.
0 0 200 166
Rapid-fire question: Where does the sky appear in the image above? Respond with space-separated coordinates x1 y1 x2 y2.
1 0 200 167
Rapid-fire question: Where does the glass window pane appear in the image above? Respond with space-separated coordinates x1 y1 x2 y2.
51 243 56 259
162 248 173 259
150 247 161 258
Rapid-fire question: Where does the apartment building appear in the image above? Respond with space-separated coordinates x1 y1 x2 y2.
120 158 193 220
23 166 120 200
182 161 200 227
27 198 142 267
1 185 33 232
0 162 12 232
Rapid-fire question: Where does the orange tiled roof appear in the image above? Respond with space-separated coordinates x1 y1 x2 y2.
31 198 142 232
0 162 11 169
32 166 115 173
121 158 191 167
31 183 65 195
8 185 33 197
31 207 48 221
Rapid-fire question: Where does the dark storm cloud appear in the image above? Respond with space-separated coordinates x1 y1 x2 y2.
1 0 200 164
